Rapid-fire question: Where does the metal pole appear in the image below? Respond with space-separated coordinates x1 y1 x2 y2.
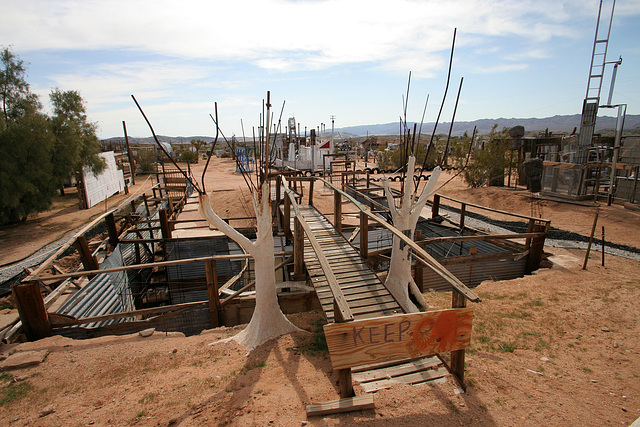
607 104 626 205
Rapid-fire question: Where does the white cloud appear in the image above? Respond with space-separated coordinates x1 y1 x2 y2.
2 0 616 72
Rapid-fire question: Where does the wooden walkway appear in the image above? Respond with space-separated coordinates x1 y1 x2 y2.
297 205 402 323
296 205 450 392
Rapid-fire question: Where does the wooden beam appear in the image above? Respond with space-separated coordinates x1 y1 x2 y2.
24 209 117 281
437 194 550 224
105 213 119 247
359 211 368 260
12 282 52 341
159 208 171 239
527 222 549 274
283 194 291 237
75 236 99 273
365 212 480 303
423 232 545 245
432 194 440 219
293 216 305 280
49 301 208 327
33 252 290 282
306 395 374 417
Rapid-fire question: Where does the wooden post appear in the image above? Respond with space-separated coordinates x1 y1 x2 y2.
130 200 137 216
333 298 354 398
142 194 150 216
524 218 535 249
105 213 119 247
359 211 368 260
366 172 370 189
276 175 282 205
13 282 52 341
334 189 342 232
414 229 424 292
167 197 174 218
450 289 467 391
159 209 171 239
526 222 547 274
123 121 135 185
581 209 599 270
205 259 221 327
293 216 305 280
432 194 440 219
75 235 99 272
631 165 639 204
459 203 466 232
283 195 292 237
308 179 314 206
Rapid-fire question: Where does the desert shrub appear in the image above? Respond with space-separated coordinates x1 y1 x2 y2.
179 150 198 163
135 149 157 173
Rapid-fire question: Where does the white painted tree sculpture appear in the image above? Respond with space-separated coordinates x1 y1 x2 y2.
199 183 299 351
132 93 298 352
383 156 441 313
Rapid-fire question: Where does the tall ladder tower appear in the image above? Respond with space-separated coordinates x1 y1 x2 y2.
577 0 616 164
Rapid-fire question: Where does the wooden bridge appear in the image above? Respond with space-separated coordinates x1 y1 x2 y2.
281 176 480 398
297 205 401 323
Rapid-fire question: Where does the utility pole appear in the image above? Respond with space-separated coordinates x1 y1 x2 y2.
330 115 336 153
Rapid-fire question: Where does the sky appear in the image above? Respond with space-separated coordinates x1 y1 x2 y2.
1 0 639 139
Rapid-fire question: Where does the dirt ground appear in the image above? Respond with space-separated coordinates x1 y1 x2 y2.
0 158 638 426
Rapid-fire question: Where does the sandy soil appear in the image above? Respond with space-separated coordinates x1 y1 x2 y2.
0 157 638 426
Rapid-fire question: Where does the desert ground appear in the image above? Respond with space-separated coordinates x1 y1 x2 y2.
0 157 638 426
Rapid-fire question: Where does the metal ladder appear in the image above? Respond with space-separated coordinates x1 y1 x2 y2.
577 0 616 164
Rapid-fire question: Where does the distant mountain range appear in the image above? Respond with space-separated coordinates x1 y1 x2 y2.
101 114 640 144
333 114 640 138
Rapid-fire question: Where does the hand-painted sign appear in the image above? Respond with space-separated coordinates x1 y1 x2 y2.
323 308 473 370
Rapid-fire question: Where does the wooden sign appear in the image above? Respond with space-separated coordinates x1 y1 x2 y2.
323 308 473 370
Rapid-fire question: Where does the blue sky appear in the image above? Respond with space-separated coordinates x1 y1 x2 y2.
1 0 639 139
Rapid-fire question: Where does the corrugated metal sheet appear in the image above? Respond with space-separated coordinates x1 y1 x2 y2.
421 257 528 292
55 202 167 327
165 234 290 305
57 245 135 327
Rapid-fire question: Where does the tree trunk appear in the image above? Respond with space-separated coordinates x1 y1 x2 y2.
199 184 299 352
383 157 441 313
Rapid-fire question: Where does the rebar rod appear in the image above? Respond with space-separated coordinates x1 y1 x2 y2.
131 95 202 195
421 28 457 174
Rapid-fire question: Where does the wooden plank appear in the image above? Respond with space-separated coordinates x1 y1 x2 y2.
324 308 473 370
352 356 441 382
306 395 374 417
315 283 388 297
359 366 450 393
321 299 398 312
295 213 353 322
319 294 395 307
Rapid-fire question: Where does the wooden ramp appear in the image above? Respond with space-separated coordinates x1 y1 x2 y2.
297 205 402 323
296 205 451 393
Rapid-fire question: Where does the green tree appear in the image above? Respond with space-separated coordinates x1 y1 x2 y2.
49 89 104 195
0 47 56 223
190 138 206 163
462 125 514 188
